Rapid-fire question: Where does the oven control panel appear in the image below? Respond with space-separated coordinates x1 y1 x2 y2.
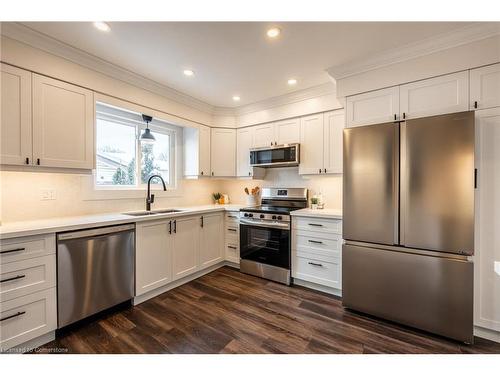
240 211 290 222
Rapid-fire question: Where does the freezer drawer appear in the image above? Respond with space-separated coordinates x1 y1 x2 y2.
342 243 473 343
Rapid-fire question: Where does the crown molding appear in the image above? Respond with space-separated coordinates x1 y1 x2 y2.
1 22 216 114
327 22 500 80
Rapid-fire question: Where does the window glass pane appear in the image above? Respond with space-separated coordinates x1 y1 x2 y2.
96 118 137 186
141 131 170 185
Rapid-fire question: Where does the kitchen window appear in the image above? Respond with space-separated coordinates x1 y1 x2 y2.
95 103 176 189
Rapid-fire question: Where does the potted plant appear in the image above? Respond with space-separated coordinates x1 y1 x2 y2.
212 192 222 204
310 197 319 209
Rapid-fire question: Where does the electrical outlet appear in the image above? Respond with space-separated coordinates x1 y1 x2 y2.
40 189 56 200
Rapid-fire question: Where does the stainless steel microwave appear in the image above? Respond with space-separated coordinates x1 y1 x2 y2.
249 143 300 168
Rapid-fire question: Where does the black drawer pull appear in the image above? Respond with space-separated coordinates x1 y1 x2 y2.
227 228 237 232
173 220 177 233
25 157 30 165
0 274 26 283
168 221 172 234
308 240 323 244
308 262 323 267
200 216 204 228
0 247 26 255
308 223 323 227
227 245 237 249
0 311 26 322
227 215 237 219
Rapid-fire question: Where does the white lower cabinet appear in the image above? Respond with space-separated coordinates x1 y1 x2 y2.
474 107 500 335
199 213 224 268
0 233 57 352
172 216 200 280
292 216 343 293
135 220 172 296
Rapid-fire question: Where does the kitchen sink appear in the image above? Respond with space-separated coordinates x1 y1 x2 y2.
123 209 183 216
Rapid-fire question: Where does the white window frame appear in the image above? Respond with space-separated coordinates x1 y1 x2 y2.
93 102 178 192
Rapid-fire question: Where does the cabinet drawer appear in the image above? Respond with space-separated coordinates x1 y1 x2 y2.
293 254 341 289
293 217 342 234
295 234 341 257
225 243 239 263
0 288 57 351
0 234 55 264
0 255 56 302
225 213 239 227
225 226 239 242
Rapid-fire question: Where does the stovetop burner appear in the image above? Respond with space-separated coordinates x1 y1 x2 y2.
240 206 299 215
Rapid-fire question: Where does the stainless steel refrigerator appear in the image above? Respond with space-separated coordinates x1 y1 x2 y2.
342 111 475 343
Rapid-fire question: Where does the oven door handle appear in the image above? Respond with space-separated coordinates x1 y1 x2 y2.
239 219 290 230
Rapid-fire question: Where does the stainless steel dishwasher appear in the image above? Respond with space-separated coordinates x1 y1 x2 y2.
57 224 135 328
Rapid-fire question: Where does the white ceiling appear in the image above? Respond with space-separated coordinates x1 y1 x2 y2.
21 22 475 108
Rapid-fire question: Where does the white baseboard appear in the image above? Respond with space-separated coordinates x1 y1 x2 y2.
474 325 500 343
224 260 240 269
293 278 342 297
2 331 55 354
133 262 226 305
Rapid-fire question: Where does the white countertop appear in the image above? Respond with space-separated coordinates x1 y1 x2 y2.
290 208 342 219
0 204 246 239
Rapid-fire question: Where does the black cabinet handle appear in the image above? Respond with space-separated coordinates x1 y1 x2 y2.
394 114 397 121
227 245 237 249
0 311 26 322
308 262 323 267
474 101 478 109
200 216 204 228
173 220 177 233
308 240 323 244
403 112 406 120
474 168 478 189
0 274 26 283
248 172 251 176
308 223 323 227
201 171 204 176
319 168 322 174
36 158 40 165
211 171 214 176
168 221 172 234
0 247 26 255
324 168 327 173
25 157 30 165
228 228 237 232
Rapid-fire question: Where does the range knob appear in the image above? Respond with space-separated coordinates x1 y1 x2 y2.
277 216 282 220
248 213 253 218
260 214 265 219
272 215 277 220
244 213 249 217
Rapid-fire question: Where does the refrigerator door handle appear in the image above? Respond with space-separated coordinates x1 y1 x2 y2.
393 124 400 245
399 121 407 246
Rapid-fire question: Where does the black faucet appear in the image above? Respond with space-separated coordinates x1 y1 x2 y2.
146 174 167 211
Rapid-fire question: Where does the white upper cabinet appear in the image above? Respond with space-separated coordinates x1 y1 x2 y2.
135 220 172 296
184 125 211 177
299 113 325 175
172 216 200 281
252 123 275 148
237 127 254 177
400 71 469 120
274 118 300 145
323 110 344 174
210 128 236 177
199 213 224 269
1 63 32 166
346 86 399 127
470 63 500 110
32 74 94 169
474 107 500 333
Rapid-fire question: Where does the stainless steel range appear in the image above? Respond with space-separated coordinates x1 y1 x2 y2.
239 187 308 285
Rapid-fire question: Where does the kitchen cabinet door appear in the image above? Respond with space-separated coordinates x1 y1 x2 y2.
474 107 500 333
252 123 275 147
32 74 94 169
183 125 210 177
299 113 324 175
135 220 172 296
172 216 200 280
199 125 211 176
346 86 400 127
1 64 32 166
400 71 469 120
274 118 300 145
199 213 224 269
210 128 236 177
470 63 500 110
323 110 344 174
237 127 254 177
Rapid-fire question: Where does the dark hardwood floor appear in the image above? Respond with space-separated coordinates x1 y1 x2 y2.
35 266 500 354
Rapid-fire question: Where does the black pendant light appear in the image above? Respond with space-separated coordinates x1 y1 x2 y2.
140 114 155 143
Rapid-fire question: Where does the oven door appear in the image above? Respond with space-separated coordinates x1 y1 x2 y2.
249 144 299 167
240 221 290 269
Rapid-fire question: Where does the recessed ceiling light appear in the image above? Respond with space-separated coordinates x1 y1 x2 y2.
288 78 297 86
183 69 194 77
232 96 241 102
93 22 110 32
266 27 281 38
